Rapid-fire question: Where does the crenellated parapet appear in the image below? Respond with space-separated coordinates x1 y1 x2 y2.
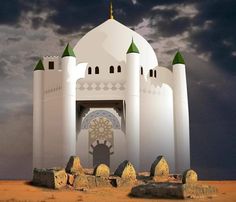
43 56 60 70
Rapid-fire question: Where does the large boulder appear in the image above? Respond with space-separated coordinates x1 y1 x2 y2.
66 156 84 175
93 164 110 178
32 168 67 189
182 169 198 184
150 156 169 181
131 182 218 199
114 160 136 181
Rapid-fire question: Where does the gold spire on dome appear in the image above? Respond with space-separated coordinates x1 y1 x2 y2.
110 0 114 19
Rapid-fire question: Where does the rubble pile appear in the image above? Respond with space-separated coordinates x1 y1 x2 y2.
32 155 218 199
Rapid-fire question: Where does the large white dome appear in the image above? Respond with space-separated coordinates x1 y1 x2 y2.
74 19 158 75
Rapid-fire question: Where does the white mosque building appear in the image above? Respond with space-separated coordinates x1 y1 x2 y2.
33 4 190 173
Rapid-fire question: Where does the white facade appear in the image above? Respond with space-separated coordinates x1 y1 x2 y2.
33 19 190 173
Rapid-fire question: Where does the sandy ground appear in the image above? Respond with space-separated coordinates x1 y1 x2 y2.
0 181 235 202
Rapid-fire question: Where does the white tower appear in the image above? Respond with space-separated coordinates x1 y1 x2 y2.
33 60 44 168
125 39 141 170
172 52 190 173
61 44 77 166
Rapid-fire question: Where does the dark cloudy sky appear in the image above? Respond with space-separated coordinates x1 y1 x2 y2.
0 0 235 180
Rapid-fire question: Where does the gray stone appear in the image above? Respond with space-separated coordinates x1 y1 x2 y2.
66 156 84 175
32 168 67 189
73 175 89 189
150 156 169 181
114 160 136 181
131 182 218 199
93 164 110 178
182 169 198 184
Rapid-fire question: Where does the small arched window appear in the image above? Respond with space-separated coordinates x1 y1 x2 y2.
110 66 114 73
117 65 121 73
88 67 92 75
154 70 157 78
141 67 143 75
95 66 99 74
149 69 153 77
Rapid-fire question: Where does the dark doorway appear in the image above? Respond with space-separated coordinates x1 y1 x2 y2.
93 144 110 167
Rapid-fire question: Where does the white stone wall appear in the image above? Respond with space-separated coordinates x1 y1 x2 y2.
34 46 189 173
140 67 175 172
42 67 64 168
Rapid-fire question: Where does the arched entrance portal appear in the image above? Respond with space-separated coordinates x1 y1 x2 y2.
93 144 110 166
87 116 115 167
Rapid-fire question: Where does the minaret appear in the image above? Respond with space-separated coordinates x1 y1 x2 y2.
109 0 114 19
61 44 77 166
172 51 190 173
33 59 44 168
126 39 140 170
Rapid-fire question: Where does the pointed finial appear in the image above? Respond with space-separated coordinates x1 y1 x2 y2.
127 38 140 54
110 0 114 19
34 59 44 71
172 51 185 65
62 43 75 58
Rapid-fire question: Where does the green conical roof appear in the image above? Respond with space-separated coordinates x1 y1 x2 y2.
127 38 140 54
34 59 44 71
172 51 185 65
62 43 75 57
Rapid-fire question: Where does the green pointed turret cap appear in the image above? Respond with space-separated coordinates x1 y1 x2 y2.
62 43 75 57
127 38 140 54
172 51 185 65
34 59 44 71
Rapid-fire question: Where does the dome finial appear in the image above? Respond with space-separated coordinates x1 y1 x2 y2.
127 38 140 54
110 0 114 19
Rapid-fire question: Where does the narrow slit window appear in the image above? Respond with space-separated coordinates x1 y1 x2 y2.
117 65 121 73
154 70 157 78
110 66 114 73
49 61 54 70
141 67 143 75
95 66 99 74
149 69 153 77
88 67 92 74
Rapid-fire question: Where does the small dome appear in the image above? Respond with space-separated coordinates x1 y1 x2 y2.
74 19 158 75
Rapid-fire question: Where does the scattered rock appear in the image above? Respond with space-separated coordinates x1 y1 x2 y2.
131 182 218 199
67 174 75 186
73 175 89 189
32 168 67 189
93 164 110 178
150 156 169 177
114 160 136 181
182 169 198 184
110 176 136 187
66 156 84 175
95 177 112 187
87 175 96 188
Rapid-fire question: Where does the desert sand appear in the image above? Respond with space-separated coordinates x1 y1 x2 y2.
0 180 235 202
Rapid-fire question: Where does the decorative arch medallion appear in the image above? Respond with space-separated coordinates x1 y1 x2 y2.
81 110 121 129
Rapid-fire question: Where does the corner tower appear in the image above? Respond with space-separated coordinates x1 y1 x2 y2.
61 44 77 166
172 52 190 173
126 39 140 170
33 59 44 168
